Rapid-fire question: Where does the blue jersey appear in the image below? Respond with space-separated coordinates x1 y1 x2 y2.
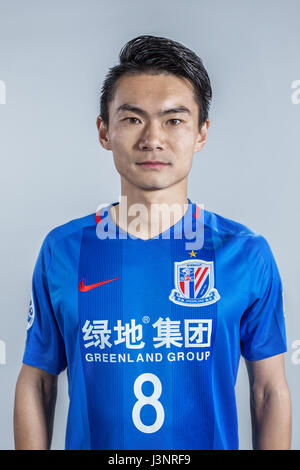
22 199 287 450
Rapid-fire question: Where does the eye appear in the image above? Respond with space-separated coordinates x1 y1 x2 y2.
124 117 140 124
168 119 182 126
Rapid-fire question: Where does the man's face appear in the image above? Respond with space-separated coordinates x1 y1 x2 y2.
97 73 209 191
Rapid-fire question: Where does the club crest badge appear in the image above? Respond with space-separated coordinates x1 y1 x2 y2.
169 259 220 307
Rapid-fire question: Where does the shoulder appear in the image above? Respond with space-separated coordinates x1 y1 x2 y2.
46 212 95 245
204 208 273 262
37 212 96 268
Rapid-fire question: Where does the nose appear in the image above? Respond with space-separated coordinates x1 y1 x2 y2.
138 121 164 151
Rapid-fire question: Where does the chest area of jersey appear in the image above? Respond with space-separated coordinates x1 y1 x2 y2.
75 235 242 365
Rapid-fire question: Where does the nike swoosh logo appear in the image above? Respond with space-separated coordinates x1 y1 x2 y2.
78 276 120 292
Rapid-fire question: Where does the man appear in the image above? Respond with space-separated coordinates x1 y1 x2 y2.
14 35 291 450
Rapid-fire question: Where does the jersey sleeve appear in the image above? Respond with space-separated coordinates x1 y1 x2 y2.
240 236 287 361
22 234 67 375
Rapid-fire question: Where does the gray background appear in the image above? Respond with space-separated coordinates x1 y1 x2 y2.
0 0 299 450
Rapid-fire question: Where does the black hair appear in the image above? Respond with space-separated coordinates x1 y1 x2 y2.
99 35 212 130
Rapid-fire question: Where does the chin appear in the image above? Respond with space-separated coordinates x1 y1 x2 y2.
137 176 176 190
131 182 169 191
120 172 170 190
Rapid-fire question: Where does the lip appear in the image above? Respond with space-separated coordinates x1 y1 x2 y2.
136 161 170 168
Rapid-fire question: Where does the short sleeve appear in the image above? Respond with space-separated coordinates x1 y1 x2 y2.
240 236 287 361
22 235 67 375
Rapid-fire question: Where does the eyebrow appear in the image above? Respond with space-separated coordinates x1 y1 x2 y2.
116 103 191 117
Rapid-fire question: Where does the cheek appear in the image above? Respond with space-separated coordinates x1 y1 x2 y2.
112 152 126 173
111 126 138 155
110 122 138 141
173 140 194 165
176 156 194 176
172 127 196 151
110 137 131 164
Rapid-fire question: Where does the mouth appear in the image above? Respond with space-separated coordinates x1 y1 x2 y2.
136 160 171 169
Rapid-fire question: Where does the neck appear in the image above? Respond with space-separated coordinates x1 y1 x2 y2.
109 180 189 240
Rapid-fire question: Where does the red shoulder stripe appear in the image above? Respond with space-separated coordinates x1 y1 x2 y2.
95 210 101 224
194 205 201 219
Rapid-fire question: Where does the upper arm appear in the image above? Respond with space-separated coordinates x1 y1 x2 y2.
16 364 58 392
22 235 67 376
240 235 287 362
14 366 58 450
245 353 289 393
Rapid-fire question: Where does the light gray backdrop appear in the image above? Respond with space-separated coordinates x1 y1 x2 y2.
0 0 299 450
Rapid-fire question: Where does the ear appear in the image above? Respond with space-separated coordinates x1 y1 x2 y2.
194 119 210 153
96 115 111 150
